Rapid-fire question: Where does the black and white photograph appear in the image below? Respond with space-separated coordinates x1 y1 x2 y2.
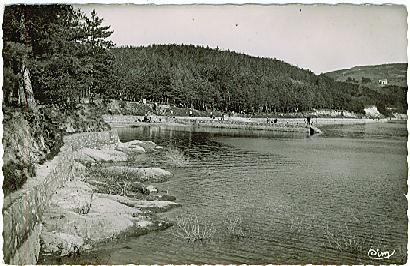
2 1 408 264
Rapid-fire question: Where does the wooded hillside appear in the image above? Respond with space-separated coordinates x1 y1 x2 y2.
109 45 407 114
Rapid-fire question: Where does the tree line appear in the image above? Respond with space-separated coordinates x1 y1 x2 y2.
3 5 407 115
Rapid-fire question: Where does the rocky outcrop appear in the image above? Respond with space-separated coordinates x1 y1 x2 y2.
72 138 166 164
40 175 177 258
115 141 146 153
47 180 93 214
39 135 179 261
97 194 181 213
4 130 127 264
75 146 128 163
99 166 172 183
3 129 179 263
116 139 162 152
41 185 140 256
128 140 159 151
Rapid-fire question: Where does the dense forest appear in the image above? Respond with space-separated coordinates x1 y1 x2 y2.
3 4 407 115
109 45 407 114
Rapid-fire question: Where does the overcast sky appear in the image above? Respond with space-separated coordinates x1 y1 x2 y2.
78 4 407 74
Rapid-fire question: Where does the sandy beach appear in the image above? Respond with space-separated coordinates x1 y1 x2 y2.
103 114 392 131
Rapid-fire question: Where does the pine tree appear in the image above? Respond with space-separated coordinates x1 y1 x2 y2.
3 5 115 106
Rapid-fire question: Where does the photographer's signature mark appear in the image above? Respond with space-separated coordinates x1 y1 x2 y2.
368 248 395 260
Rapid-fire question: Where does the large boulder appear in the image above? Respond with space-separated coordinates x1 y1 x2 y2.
41 209 135 256
118 140 160 152
73 162 87 172
115 141 146 153
126 200 181 213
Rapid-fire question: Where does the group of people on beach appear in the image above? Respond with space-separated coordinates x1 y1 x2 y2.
264 116 313 126
266 117 279 124
209 111 225 120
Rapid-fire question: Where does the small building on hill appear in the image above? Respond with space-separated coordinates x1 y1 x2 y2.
378 79 388 85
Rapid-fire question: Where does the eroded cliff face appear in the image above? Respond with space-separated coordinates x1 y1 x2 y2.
3 103 112 195
2 108 63 195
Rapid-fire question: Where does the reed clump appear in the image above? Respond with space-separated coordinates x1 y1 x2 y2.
324 223 365 255
164 147 189 167
172 215 216 242
224 215 245 238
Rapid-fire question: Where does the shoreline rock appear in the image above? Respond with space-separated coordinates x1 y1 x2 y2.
75 146 128 163
98 166 173 183
40 138 179 261
97 193 181 213
115 140 146 153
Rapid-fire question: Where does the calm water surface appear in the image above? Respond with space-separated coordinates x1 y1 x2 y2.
73 121 408 264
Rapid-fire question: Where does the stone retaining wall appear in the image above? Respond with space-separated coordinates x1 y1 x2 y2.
3 130 118 264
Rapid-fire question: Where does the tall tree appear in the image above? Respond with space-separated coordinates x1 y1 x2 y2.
3 5 115 106
81 9 114 101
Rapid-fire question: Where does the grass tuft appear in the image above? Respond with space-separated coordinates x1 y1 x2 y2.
172 215 216 242
164 147 189 167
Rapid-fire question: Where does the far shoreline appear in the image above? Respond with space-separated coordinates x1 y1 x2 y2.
103 114 397 132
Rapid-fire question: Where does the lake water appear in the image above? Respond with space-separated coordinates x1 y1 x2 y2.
69 121 408 264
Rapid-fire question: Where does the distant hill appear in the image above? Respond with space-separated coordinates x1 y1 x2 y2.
325 63 407 89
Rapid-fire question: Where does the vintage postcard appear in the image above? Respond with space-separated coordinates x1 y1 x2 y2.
2 1 408 264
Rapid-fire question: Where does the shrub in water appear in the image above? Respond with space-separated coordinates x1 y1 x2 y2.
165 147 189 167
172 215 216 242
324 223 365 255
223 215 245 238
